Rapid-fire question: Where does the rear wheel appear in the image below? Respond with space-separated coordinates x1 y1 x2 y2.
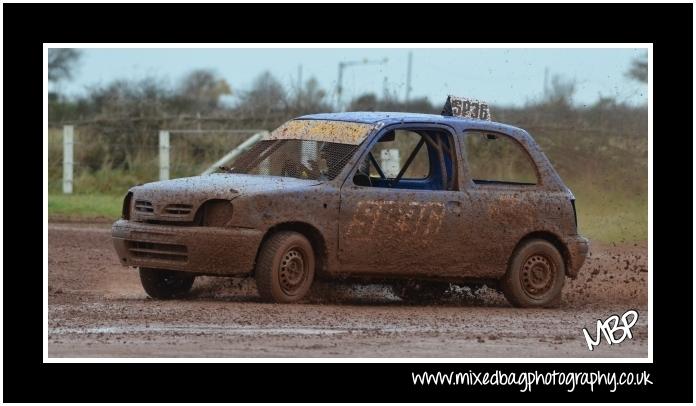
139 268 195 299
501 239 565 308
255 231 315 303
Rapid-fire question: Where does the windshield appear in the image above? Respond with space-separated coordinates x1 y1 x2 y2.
227 119 374 181
229 139 360 181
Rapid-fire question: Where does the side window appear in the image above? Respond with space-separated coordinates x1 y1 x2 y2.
353 129 456 191
368 130 429 179
463 131 538 185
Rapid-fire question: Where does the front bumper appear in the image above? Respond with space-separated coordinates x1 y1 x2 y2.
112 219 263 275
563 234 590 278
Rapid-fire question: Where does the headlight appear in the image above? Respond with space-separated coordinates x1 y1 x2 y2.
201 199 234 226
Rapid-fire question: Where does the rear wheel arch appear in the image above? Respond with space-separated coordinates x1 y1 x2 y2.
501 238 565 308
515 231 571 276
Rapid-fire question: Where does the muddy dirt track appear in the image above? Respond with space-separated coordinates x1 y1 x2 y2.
48 222 648 358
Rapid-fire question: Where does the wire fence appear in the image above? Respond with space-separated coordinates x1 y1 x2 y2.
47 116 648 197
48 125 268 195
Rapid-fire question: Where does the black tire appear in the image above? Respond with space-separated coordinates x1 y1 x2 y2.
255 231 315 303
393 281 450 303
139 268 195 299
501 239 565 308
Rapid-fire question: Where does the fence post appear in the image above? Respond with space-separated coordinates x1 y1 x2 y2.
159 130 170 180
63 125 74 194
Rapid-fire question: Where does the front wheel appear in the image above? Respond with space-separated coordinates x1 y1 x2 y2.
255 231 315 303
139 268 195 299
501 239 565 308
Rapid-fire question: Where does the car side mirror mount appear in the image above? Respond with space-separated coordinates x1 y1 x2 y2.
378 132 395 142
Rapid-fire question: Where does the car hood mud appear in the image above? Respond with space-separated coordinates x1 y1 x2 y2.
132 173 322 203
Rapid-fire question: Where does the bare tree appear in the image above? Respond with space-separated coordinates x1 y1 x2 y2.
48 48 81 82
348 93 436 113
238 71 287 118
177 69 232 112
545 74 577 107
626 53 648 83
348 93 378 111
85 77 172 117
292 77 330 113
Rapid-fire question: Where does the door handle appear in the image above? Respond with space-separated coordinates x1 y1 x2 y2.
446 200 462 215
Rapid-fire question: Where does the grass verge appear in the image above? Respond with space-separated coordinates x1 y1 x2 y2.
47 191 646 244
48 193 122 221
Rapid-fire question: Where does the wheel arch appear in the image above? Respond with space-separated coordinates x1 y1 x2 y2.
514 230 571 276
255 222 328 277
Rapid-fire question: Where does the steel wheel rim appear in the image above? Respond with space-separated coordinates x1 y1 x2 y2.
278 247 308 296
520 254 555 298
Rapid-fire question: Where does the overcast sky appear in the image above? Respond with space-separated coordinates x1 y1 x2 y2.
52 47 648 108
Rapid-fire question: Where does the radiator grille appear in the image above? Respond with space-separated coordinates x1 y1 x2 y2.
126 240 188 262
163 203 193 215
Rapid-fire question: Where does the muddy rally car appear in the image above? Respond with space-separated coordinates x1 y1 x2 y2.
112 96 588 307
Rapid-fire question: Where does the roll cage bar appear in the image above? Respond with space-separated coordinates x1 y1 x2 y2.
365 129 456 190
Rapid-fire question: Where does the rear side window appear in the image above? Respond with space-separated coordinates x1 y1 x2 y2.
463 131 538 185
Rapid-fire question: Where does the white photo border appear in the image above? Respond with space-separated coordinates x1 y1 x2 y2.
43 42 653 364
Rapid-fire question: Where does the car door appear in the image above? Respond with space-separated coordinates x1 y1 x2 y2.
337 125 467 277
457 129 545 278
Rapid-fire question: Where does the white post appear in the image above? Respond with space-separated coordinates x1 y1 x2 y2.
159 130 170 180
62 125 74 194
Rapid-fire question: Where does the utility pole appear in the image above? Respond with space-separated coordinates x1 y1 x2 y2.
298 64 303 90
296 64 303 108
405 51 413 105
335 57 388 111
543 67 549 99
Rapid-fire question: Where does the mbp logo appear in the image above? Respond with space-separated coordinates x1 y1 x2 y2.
582 310 639 351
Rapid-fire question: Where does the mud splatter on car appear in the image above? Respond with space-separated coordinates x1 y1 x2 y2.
112 99 589 307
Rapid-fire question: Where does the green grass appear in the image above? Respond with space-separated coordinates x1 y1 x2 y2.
47 190 647 244
575 194 647 244
567 178 647 243
48 193 122 220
